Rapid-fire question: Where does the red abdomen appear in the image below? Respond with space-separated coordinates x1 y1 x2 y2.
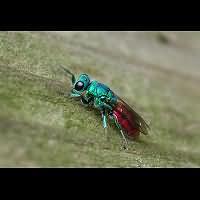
113 103 140 139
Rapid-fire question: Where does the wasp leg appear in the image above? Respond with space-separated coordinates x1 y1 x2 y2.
81 97 89 105
101 110 107 130
103 103 112 110
94 98 110 128
110 113 128 150
94 98 111 140
120 130 128 150
101 110 107 129
101 109 111 142
94 97 112 111
70 93 81 98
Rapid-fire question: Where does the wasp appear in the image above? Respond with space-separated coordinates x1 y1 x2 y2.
60 66 150 149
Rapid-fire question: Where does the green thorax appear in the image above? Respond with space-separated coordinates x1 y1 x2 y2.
86 81 117 105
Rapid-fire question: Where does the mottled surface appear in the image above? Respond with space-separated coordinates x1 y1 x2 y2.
0 31 199 167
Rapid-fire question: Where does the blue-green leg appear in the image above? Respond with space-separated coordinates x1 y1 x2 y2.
94 97 112 110
101 110 108 140
101 109 107 129
63 89 81 98
64 92 81 98
70 93 81 98
94 98 109 131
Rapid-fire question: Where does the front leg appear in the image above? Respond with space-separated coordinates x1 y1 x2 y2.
81 97 90 106
64 90 81 98
68 89 82 98
70 93 81 98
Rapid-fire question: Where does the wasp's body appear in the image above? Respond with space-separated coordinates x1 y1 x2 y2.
61 66 150 149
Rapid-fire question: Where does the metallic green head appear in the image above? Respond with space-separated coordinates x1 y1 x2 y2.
72 73 91 95
59 66 91 96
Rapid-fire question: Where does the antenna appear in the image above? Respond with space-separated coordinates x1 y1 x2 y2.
59 65 76 84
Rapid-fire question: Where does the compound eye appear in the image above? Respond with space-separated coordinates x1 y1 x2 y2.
75 81 84 91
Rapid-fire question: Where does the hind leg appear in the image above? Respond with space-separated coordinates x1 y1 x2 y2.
109 113 128 150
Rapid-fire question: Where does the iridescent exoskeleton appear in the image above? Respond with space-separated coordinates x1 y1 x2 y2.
60 66 150 149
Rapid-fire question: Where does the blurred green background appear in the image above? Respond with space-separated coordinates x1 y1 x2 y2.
0 31 199 167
